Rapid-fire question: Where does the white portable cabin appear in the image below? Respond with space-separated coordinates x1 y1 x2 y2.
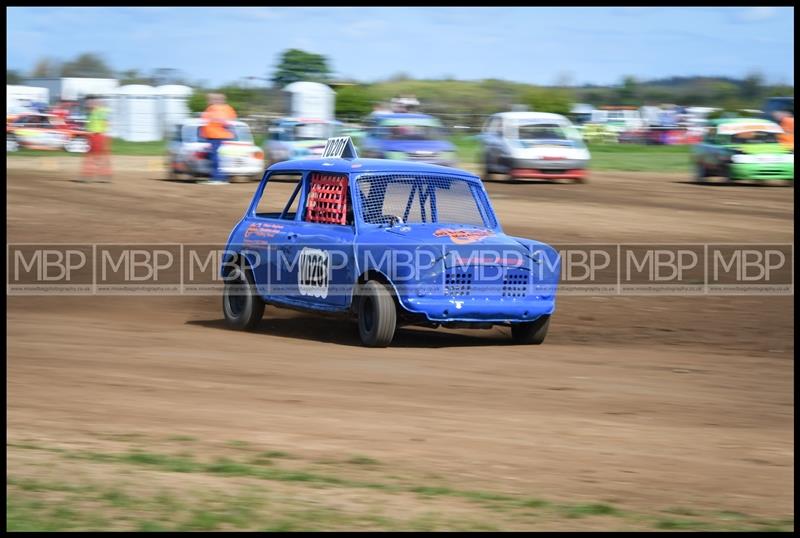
106 88 123 138
7 85 50 114
24 77 119 103
156 84 193 136
282 81 335 122
115 84 161 141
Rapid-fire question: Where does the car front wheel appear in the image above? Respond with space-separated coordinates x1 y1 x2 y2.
483 153 494 180
693 162 707 182
7 134 20 152
357 280 397 347
511 315 550 345
223 263 265 330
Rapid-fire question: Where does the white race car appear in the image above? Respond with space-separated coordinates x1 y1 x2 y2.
166 118 264 182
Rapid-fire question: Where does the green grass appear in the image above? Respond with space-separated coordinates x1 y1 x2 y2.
166 435 197 442
259 450 291 459
561 503 622 518
7 441 796 532
8 132 693 173
9 135 266 158
346 455 380 466
587 143 691 172
655 518 713 530
451 134 483 164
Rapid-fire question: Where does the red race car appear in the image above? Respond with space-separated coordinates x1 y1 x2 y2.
7 112 90 153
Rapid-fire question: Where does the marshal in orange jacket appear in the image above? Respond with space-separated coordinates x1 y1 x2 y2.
201 104 237 140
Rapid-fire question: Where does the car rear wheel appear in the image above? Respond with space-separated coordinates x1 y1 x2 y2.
223 263 265 331
357 280 397 347
7 134 19 152
510 315 550 345
167 162 181 180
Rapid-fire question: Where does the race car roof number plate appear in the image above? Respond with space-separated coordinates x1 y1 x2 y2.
322 136 359 159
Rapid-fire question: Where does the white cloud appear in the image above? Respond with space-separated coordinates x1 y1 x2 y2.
737 7 780 22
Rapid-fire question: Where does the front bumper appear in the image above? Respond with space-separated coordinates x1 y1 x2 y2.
398 294 556 323
730 163 794 180
510 168 587 180
188 159 264 177
504 157 588 179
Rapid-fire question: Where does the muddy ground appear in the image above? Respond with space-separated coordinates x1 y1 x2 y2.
6 156 794 530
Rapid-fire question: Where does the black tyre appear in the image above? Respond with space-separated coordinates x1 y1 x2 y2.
167 163 180 181
483 153 493 181
357 280 397 347
693 161 707 182
223 263 265 330
511 315 550 345
723 164 737 184
7 134 19 152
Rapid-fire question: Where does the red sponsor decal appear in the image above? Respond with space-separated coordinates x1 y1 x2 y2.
434 228 494 245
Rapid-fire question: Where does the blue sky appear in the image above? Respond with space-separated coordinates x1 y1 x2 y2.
6 7 795 86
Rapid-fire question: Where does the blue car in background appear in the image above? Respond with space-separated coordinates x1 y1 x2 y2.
264 118 343 165
221 137 560 347
359 112 457 167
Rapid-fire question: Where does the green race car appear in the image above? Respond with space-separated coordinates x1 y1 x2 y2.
692 118 793 183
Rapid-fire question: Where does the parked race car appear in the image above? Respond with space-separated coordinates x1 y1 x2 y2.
166 118 264 182
359 112 457 167
479 112 591 183
7 112 90 153
221 137 561 347
264 117 343 165
692 118 793 183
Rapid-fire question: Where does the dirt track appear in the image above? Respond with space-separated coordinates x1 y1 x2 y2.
6 156 795 528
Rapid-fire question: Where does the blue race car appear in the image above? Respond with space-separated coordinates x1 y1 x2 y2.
221 137 560 347
359 112 457 166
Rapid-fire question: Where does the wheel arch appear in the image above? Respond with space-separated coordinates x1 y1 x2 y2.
354 269 403 312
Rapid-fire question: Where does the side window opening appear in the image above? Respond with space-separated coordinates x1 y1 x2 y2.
303 173 352 226
255 172 303 220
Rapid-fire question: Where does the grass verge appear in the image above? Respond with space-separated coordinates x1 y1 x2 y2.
6 439 795 532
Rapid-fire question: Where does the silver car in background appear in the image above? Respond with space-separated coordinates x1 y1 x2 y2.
479 112 591 183
166 118 264 182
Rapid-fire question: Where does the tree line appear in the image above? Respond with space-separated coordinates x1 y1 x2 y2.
8 50 793 127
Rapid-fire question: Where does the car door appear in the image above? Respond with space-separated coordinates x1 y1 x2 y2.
242 171 305 302
280 171 356 310
12 115 40 147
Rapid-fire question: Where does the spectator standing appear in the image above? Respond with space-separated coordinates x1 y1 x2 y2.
201 93 237 184
776 111 794 150
80 96 112 183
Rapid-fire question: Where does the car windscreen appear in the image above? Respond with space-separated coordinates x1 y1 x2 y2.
378 118 445 141
195 124 253 143
290 122 337 141
514 122 581 146
517 123 570 141
729 131 781 144
356 174 493 227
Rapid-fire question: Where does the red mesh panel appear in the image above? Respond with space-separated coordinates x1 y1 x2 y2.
305 173 349 225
